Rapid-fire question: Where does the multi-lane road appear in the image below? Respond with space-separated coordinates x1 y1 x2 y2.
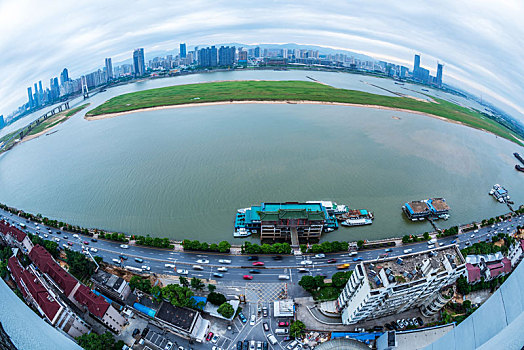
1 207 522 284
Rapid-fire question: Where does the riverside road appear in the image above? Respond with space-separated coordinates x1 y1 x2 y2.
1 208 522 284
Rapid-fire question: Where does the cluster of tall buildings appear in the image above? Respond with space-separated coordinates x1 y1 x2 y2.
5 43 446 128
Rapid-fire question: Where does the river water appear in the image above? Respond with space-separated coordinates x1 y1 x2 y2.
0 70 522 243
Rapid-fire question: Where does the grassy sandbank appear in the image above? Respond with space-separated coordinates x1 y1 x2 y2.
86 80 521 145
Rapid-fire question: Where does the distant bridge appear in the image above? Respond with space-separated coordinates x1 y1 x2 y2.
0 101 70 152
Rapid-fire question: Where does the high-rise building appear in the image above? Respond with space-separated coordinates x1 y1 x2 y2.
413 54 420 72
27 87 34 108
105 58 113 81
133 48 146 76
337 246 466 325
218 46 235 66
197 46 218 67
60 68 69 85
33 83 39 107
436 63 443 88
238 50 248 63
180 43 187 58
254 47 260 58
0 115 5 129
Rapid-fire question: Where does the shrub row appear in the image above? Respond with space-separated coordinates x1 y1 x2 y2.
182 240 231 253
242 242 291 255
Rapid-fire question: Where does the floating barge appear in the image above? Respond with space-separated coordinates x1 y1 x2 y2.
402 198 450 221
489 184 510 203
514 152 524 165
234 201 343 240
516 165 524 173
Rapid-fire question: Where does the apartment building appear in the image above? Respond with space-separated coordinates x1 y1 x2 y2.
337 245 466 324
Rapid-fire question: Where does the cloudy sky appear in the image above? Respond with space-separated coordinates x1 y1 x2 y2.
1 0 523 121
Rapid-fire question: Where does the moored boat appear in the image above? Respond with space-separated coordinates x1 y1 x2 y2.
341 218 373 226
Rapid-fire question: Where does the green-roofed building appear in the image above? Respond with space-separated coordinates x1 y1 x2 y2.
235 202 339 242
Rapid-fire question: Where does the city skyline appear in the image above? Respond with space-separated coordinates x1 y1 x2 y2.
0 1 523 121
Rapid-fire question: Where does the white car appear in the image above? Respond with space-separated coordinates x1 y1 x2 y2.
178 269 189 275
314 254 325 259
217 267 228 272
300 260 313 265
44 234 49 238
218 259 231 264
471 234 475 238
73 234 79 238
250 314 256 326
211 335 219 344
196 259 209 264
120 244 129 249
54 238 60 242
90 247 98 252
142 265 151 271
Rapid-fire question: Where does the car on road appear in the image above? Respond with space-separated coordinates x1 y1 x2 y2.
63 235 68 239
465 241 470 246
249 269 261 274
300 260 313 265
278 275 290 280
314 254 325 259
247 256 258 261
178 269 189 275
262 306 268 317
249 341 255 350
243 275 253 280
73 234 79 238
250 314 256 326
263 342 268 350
211 335 219 344
213 273 224 278
327 258 337 264
384 248 392 252
142 265 151 271
206 332 214 341
112 258 120 264
237 341 243 350
263 322 269 331
417 317 424 326
90 248 98 253
243 340 249 350
238 312 247 323
197 259 209 264
83 241 89 245
67 241 74 246
298 268 309 273
120 244 129 249
218 259 231 264
164 342 173 350
278 321 290 327
451 240 457 244
273 256 283 260
337 263 350 270
119 255 128 260
90 238 97 242
257 341 262 350
217 267 228 272
252 261 264 266
135 257 144 263
350 256 362 262
44 234 48 238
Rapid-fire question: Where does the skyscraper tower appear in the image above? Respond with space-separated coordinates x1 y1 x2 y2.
180 43 187 58
33 83 39 107
27 87 34 108
413 54 420 72
60 68 69 85
436 63 443 88
133 48 145 76
105 58 113 81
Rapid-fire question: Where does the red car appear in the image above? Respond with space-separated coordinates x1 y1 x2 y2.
206 332 214 341
83 241 89 245
67 241 73 246
327 259 337 264
243 275 253 280
252 261 264 266
278 321 290 327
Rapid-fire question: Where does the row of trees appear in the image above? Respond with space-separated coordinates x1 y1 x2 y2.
242 242 291 255
456 274 509 295
76 331 124 350
182 240 231 253
129 276 152 294
438 226 459 238
402 232 431 244
301 241 349 254
0 245 13 279
134 235 173 249
98 231 129 243
30 233 60 259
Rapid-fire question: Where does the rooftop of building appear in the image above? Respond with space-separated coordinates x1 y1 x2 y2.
404 201 430 214
74 285 110 318
466 263 481 283
0 220 27 242
364 245 464 289
91 270 125 292
242 202 332 223
428 198 450 212
155 302 198 332
29 244 78 296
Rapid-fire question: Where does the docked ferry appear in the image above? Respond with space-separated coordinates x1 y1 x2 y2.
341 218 373 226
489 184 509 203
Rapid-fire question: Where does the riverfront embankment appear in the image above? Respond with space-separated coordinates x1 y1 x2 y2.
85 80 521 145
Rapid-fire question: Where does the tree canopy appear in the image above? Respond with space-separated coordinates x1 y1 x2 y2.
217 302 234 318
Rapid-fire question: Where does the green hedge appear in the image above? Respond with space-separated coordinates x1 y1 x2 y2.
182 240 231 253
242 242 291 255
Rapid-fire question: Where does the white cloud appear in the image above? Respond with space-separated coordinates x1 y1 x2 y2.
0 0 523 120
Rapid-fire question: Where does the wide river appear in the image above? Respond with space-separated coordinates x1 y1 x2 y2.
0 70 523 243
